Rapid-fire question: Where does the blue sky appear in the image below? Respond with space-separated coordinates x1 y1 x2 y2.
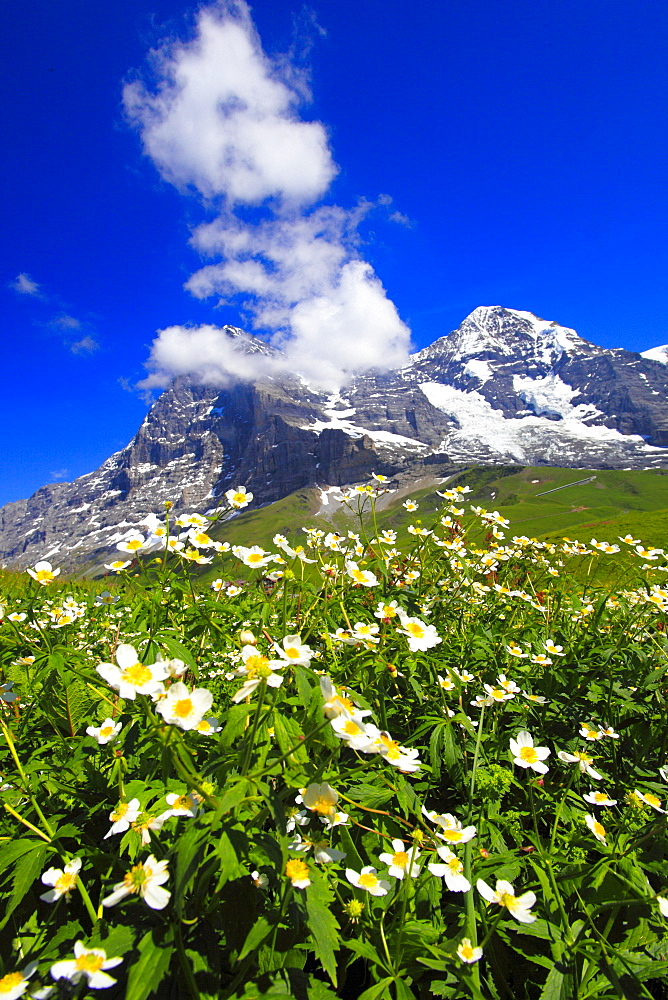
2 0 667 506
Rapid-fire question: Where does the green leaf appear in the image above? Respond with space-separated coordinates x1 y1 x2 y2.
238 916 274 962
159 636 197 672
125 927 174 1000
393 979 416 1000
0 842 48 928
305 875 340 985
217 777 251 816
221 704 253 748
539 965 566 1000
357 977 396 1000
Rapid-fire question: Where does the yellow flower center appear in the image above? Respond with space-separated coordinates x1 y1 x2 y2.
380 734 400 753
448 857 463 873
392 851 409 867
173 698 193 718
519 747 539 763
404 623 425 638
284 647 300 659
121 663 152 686
574 752 593 763
311 796 336 816
124 863 148 892
75 954 104 973
100 726 114 738
55 871 77 894
343 721 363 735
444 829 463 843
460 944 474 960
358 872 379 889
247 553 264 565
245 655 270 678
126 540 142 551
333 695 354 713
111 802 129 822
499 891 517 908
232 493 246 504
0 972 25 992
593 821 606 837
644 793 661 808
172 796 190 810
285 859 309 881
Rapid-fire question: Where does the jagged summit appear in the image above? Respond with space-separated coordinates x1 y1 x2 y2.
1 306 668 570
412 306 591 366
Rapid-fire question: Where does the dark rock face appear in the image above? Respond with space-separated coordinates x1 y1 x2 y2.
1 307 667 570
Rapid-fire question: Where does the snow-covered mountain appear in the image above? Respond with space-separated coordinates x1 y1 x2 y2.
2 306 667 569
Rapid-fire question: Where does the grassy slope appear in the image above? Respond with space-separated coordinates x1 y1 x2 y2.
207 466 668 556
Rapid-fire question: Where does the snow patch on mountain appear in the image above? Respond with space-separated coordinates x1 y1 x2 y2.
512 374 603 422
418 381 663 465
641 345 668 365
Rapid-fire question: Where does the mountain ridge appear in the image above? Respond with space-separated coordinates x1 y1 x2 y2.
2 305 668 570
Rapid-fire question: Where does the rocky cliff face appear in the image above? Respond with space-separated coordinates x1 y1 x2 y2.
2 307 667 569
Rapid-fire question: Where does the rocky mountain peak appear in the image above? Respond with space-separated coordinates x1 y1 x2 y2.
1 306 667 571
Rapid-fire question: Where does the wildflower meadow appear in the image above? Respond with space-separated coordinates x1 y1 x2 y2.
1 478 667 999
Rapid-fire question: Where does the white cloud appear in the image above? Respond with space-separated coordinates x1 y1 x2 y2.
124 1 336 205
128 0 412 392
52 314 82 330
71 336 99 355
10 273 41 296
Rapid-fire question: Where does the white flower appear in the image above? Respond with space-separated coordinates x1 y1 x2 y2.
156 683 213 730
378 839 421 879
319 676 371 720
232 545 275 569
509 731 550 774
116 534 146 555
195 716 222 735
583 791 617 807
422 809 476 846
0 963 37 999
428 846 470 892
102 854 170 910
558 750 603 781
40 858 82 903
225 486 253 509
50 943 122 990
96 644 168 700
477 878 536 923
635 789 667 814
585 813 608 844
26 561 60 585
544 639 565 657
457 938 483 964
272 634 313 665
104 560 131 573
522 691 549 705
163 792 202 818
103 798 142 839
346 867 391 896
396 616 442 652
301 782 341 821
345 562 378 587
231 647 284 703
86 718 122 745
657 896 668 918
285 859 311 888
330 714 378 752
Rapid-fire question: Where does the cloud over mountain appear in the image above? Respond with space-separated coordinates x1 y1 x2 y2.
125 0 411 392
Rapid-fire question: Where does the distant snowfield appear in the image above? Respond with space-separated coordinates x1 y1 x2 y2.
418 381 664 464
